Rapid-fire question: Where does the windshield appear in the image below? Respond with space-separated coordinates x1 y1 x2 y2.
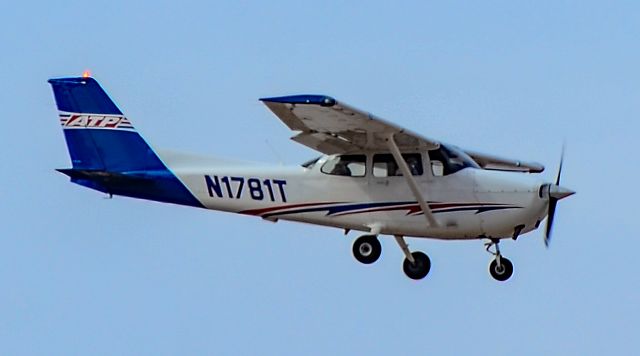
428 144 479 175
444 145 480 169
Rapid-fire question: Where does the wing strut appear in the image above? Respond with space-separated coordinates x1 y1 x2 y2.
386 134 439 227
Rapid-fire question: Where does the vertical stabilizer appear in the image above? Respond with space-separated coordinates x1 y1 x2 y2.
48 77 164 172
48 76 202 207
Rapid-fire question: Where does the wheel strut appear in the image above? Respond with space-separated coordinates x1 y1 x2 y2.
485 238 514 281
394 235 415 264
484 238 503 267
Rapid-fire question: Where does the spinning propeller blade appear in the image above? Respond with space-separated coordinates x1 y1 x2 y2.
544 198 557 247
544 146 575 247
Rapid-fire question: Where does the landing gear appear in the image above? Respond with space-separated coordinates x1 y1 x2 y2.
489 257 513 281
352 235 381 264
485 238 514 281
352 234 431 280
395 235 431 280
402 251 431 280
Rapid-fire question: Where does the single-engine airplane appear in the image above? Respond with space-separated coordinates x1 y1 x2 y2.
49 75 574 281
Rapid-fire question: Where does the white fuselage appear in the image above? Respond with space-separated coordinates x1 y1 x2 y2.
162 151 549 240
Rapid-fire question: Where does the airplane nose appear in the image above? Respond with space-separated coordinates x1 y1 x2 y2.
548 184 575 200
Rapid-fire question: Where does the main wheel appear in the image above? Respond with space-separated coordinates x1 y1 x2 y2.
489 257 514 281
402 251 431 280
352 235 382 264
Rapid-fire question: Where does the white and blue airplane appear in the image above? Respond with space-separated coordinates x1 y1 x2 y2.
49 75 574 281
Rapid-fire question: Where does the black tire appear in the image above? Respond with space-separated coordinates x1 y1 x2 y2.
352 235 382 264
489 257 514 281
402 251 431 280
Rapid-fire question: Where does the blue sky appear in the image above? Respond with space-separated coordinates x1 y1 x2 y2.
1 1 638 355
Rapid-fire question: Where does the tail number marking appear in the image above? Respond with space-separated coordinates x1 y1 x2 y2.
205 175 287 202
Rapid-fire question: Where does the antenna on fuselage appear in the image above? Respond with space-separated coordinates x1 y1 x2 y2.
264 139 284 166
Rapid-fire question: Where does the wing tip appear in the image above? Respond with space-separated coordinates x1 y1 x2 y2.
259 94 336 107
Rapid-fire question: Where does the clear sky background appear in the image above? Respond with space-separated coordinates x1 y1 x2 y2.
1 1 638 355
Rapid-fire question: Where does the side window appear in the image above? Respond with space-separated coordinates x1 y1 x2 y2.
428 148 447 175
431 161 444 176
321 155 366 177
372 153 423 177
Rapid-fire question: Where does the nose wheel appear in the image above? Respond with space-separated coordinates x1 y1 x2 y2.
485 239 514 282
352 235 382 264
489 257 513 281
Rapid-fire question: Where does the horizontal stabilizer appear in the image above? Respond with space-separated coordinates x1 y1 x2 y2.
56 168 152 183
56 168 203 207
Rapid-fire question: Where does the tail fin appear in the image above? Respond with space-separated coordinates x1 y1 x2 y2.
48 77 165 172
48 76 202 207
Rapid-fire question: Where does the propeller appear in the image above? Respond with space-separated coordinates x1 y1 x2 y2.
544 146 575 247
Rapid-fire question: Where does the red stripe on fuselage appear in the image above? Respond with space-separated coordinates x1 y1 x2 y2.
239 202 344 216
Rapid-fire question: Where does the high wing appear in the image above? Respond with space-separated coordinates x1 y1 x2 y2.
260 94 544 173
260 95 439 154
463 150 544 173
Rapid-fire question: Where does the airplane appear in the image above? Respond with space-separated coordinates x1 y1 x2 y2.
48 74 575 282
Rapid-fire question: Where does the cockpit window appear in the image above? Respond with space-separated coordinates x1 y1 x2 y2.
321 155 366 177
428 144 479 176
301 156 321 169
373 153 423 177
